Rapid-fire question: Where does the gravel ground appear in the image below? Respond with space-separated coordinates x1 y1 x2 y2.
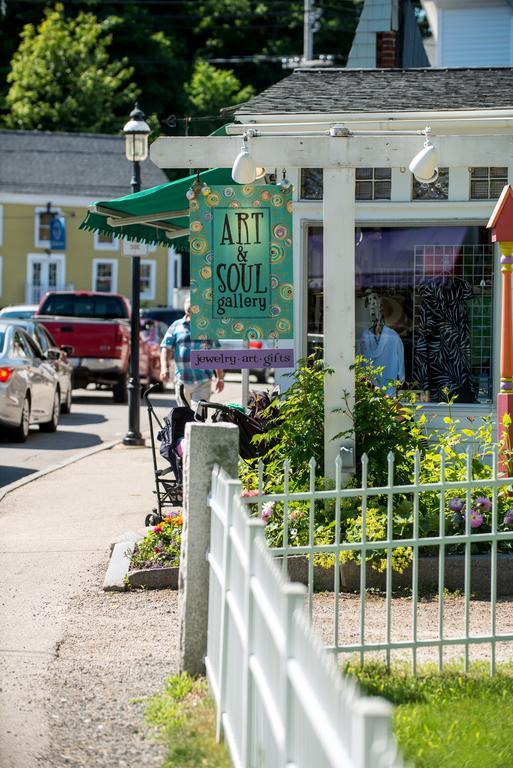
39 564 179 768
311 591 513 667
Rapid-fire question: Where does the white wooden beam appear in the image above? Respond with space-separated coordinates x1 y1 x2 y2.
323 168 355 478
150 134 513 170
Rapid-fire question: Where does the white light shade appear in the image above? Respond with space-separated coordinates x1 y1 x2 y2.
409 143 438 184
232 144 256 184
124 132 149 162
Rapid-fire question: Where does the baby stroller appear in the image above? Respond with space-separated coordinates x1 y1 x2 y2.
144 385 277 526
196 388 277 461
143 383 196 526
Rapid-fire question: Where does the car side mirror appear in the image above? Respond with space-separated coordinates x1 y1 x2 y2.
46 348 61 361
60 345 74 356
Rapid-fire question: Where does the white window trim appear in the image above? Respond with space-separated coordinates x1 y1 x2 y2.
94 230 119 251
140 259 156 300
92 258 118 293
34 206 62 249
27 252 66 285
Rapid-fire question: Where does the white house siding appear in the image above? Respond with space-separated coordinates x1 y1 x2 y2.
439 6 513 66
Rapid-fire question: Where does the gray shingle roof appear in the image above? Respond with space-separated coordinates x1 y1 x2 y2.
237 67 513 115
0 130 168 198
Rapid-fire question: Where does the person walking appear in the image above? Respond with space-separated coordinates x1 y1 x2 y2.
159 295 224 406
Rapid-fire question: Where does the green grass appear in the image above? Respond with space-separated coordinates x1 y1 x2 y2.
346 662 513 768
145 673 231 768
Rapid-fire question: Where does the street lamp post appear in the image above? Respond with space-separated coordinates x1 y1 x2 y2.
122 103 151 446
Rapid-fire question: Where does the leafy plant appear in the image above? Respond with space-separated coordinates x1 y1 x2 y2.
130 513 182 570
145 673 231 768
239 355 513 575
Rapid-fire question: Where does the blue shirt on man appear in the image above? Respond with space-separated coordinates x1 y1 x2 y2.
160 315 219 385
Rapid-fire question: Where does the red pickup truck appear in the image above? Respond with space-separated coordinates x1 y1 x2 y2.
35 291 151 403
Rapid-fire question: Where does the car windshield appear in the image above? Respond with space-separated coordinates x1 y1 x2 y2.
0 309 35 318
39 295 127 320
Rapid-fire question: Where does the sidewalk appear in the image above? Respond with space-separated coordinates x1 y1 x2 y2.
0 442 179 768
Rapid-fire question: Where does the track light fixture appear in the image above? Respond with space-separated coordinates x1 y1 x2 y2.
229 124 439 187
231 132 257 184
409 127 439 184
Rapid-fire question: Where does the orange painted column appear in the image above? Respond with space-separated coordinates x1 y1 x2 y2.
498 241 513 475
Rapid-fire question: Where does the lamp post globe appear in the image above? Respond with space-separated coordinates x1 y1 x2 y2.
122 103 150 447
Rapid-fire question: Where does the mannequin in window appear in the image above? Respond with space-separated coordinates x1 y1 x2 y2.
360 290 405 394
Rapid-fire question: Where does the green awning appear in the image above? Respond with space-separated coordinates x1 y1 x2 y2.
79 167 234 248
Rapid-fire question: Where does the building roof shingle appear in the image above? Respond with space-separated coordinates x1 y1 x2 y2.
0 130 168 198
237 67 513 116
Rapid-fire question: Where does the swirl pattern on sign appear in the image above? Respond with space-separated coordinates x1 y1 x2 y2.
206 192 221 206
279 283 294 300
190 236 208 255
246 326 263 340
273 224 288 240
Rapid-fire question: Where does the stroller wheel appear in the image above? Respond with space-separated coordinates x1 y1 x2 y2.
145 513 160 527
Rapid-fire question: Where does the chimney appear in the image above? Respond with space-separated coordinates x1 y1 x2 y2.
376 30 398 68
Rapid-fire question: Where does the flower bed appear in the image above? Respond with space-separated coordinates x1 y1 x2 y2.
128 513 182 589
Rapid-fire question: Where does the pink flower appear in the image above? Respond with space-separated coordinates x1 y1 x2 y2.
260 502 275 523
469 510 484 528
242 489 259 498
154 546 162 553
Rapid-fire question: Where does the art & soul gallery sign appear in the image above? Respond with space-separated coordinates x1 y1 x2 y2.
188 184 294 342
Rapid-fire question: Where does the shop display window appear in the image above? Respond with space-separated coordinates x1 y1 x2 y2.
470 167 508 200
300 168 323 200
306 224 494 404
412 168 449 200
300 167 392 201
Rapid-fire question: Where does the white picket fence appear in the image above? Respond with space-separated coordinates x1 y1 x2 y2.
206 465 404 768
240 448 513 674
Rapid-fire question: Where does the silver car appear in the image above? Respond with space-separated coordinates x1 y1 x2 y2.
0 323 61 442
4 319 74 414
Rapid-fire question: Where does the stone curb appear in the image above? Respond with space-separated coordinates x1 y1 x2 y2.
128 566 179 590
0 437 124 504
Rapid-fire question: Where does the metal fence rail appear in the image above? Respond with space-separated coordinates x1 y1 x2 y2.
207 465 404 768
240 447 513 674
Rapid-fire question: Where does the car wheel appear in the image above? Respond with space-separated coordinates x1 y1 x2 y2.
61 385 72 414
40 389 60 433
113 372 128 403
10 395 31 442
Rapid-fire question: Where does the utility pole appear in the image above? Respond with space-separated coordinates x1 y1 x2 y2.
303 0 314 63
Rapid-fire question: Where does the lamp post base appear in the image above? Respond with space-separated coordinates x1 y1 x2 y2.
123 432 145 446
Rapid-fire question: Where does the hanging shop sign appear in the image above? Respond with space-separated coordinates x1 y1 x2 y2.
50 215 66 251
189 184 294 342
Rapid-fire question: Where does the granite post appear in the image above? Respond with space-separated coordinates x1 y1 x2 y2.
179 421 239 675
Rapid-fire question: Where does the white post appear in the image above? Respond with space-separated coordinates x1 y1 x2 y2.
179 421 239 675
323 167 355 478
352 697 396 768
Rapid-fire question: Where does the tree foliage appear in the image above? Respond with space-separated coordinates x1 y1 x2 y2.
184 60 255 134
1 1 365 135
4 4 137 132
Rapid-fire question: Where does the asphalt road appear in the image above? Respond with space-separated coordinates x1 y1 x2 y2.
0 376 249 489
